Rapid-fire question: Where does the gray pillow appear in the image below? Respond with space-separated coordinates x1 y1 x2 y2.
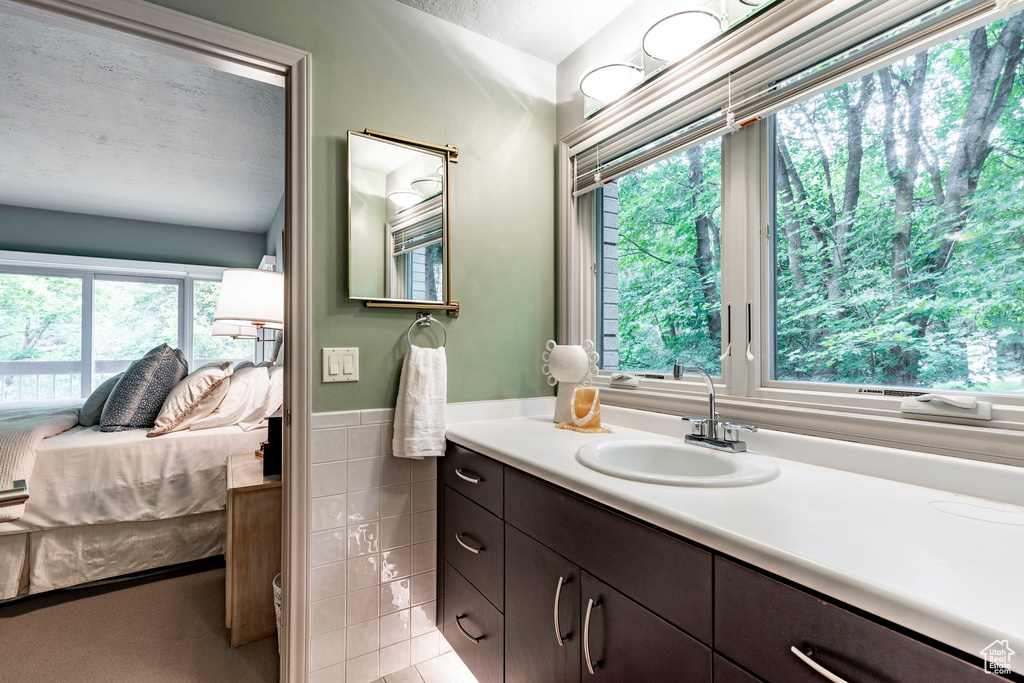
100 344 189 432
79 373 123 427
234 361 255 372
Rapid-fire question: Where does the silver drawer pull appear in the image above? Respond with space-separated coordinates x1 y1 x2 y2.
791 646 850 683
553 576 570 646
455 614 484 644
455 532 483 554
0 480 28 508
584 597 601 674
455 468 480 484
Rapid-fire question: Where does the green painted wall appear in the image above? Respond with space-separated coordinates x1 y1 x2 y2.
146 0 558 412
0 204 267 268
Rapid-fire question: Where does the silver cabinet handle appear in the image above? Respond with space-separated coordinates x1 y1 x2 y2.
455 468 480 484
455 614 483 644
553 576 570 647
0 479 28 508
455 533 482 554
584 597 601 675
790 646 850 683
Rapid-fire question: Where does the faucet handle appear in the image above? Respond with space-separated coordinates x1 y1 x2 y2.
682 416 709 438
722 422 757 442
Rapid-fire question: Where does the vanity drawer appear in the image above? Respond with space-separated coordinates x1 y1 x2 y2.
714 557 991 683
444 487 504 611
444 561 504 683
504 468 713 644
443 442 503 517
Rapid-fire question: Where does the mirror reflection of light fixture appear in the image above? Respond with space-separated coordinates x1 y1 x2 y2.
214 268 284 330
642 9 724 63
211 321 259 339
410 176 442 198
579 63 644 102
739 0 770 5
388 190 423 210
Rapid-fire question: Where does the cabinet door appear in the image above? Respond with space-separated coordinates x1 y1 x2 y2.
505 526 581 683
580 572 711 683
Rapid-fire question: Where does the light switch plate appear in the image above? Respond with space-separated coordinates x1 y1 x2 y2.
323 347 359 382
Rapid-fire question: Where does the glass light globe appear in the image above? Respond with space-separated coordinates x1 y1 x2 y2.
388 190 422 210
579 63 644 103
643 10 724 63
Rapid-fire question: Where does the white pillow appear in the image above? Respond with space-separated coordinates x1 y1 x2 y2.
190 365 270 431
148 362 233 436
265 366 284 419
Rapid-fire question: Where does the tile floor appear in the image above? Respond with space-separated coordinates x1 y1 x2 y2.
370 649 478 683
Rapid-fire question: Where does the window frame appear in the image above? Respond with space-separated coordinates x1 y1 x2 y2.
0 250 241 399
559 7 1024 463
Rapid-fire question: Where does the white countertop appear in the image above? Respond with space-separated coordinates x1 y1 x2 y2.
446 408 1024 671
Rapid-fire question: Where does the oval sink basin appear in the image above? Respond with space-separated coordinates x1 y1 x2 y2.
575 438 779 487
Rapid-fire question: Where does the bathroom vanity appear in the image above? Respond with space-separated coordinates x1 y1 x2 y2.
436 410 1024 683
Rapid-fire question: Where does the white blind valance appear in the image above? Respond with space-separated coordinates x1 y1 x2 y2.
571 0 1018 196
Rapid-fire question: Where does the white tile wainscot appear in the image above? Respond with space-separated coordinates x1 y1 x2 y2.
309 399 553 683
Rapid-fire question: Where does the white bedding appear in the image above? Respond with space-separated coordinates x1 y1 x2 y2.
0 423 266 535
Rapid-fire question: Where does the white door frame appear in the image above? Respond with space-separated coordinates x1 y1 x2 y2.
0 0 313 679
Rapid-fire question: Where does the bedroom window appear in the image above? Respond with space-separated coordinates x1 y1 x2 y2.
93 277 181 387
0 272 84 401
192 280 253 366
0 254 252 402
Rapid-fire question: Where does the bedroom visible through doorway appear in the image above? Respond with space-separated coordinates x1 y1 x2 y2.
0 3 289 680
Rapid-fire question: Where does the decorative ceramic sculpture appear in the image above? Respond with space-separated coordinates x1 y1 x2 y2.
556 386 611 434
542 340 599 423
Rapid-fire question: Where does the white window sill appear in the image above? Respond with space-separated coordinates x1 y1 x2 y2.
597 383 1024 468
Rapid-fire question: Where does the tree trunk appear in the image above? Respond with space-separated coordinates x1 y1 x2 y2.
686 147 722 343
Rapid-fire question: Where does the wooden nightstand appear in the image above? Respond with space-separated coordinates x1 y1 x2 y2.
226 452 282 647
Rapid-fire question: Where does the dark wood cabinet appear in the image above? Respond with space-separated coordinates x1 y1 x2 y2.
713 655 764 683
444 487 504 611
443 442 503 516
504 525 581 683
505 468 713 644
444 561 504 683
439 442 999 683
714 557 993 683
580 572 711 683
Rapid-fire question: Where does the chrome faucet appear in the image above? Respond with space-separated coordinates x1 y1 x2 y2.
674 363 757 453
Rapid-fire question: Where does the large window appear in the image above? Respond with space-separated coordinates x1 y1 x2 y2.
771 14 1024 394
575 3 1024 440
598 137 722 376
0 255 252 402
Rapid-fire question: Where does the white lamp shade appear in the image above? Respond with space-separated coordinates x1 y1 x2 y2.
643 10 724 63
214 268 284 330
211 321 259 339
579 63 644 102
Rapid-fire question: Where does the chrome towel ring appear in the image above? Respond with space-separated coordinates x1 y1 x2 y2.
407 312 447 348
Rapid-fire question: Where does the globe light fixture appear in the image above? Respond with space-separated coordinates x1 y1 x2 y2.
410 175 442 198
387 190 423 210
642 9 724 63
579 63 644 103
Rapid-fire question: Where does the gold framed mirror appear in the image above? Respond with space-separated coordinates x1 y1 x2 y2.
347 129 459 316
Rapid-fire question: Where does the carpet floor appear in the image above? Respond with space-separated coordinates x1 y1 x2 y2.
0 558 279 683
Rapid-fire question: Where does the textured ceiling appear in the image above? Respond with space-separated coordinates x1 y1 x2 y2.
0 12 285 233
395 0 640 64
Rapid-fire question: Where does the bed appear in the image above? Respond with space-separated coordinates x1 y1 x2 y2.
0 420 266 599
